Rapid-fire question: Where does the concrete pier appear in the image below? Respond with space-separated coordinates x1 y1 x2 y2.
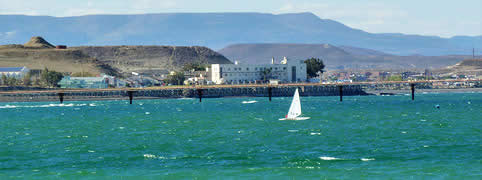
5 78 477 103
0 84 369 102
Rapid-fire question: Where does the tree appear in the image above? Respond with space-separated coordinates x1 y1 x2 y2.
33 78 41 86
22 72 32 86
41 68 49 86
1 74 6 85
182 62 207 72
261 68 272 81
304 58 325 78
166 72 185 85
6 76 17 86
47 71 64 87
40 68 64 87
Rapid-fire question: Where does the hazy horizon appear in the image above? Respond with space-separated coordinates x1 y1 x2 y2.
1 0 481 38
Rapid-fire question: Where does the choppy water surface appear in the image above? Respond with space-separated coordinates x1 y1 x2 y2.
0 93 481 179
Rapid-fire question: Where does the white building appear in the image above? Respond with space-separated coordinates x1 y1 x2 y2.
0 66 30 78
210 57 307 84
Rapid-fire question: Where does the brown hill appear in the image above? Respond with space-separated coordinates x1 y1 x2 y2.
435 59 482 76
0 48 119 76
74 46 232 75
0 37 232 77
23 36 55 48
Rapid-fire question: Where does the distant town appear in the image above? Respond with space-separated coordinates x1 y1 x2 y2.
0 37 480 91
1 58 480 91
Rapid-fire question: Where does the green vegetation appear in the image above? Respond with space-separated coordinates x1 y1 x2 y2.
387 75 402 81
22 72 32 86
41 68 64 87
1 74 6 85
261 68 272 81
6 76 18 86
166 72 185 85
304 58 325 78
0 73 32 86
71 72 96 77
182 62 207 72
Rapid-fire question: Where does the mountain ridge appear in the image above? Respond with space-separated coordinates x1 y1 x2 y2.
1 12 480 56
218 43 475 69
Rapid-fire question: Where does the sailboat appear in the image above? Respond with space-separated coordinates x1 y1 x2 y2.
279 88 310 121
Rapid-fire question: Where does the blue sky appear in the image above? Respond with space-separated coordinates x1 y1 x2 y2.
0 0 480 37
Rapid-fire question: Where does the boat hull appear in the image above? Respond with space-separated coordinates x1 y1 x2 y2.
279 117 311 121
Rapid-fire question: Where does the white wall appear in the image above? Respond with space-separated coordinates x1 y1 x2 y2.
0 67 30 79
210 58 307 84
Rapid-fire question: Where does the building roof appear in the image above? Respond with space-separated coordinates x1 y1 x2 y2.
0 67 27 72
70 77 105 80
66 77 107 83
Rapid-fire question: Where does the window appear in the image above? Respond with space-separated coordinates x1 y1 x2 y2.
228 68 231 71
283 67 287 70
275 67 278 70
255 67 257 70
246 68 249 71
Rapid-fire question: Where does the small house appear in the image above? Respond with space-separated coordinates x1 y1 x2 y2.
0 66 30 78
58 76 109 89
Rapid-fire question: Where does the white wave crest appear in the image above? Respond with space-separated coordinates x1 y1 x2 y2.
242 100 258 104
143 154 157 158
0 103 87 109
361 158 375 161
0 105 17 109
143 154 172 160
179 98 194 100
319 156 340 160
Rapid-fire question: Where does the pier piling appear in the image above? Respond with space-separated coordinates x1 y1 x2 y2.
57 93 65 104
338 85 343 102
411 84 415 100
197 89 203 102
127 91 135 104
268 87 272 101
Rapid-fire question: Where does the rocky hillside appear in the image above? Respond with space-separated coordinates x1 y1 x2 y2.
74 46 232 75
219 43 473 69
434 59 482 76
0 37 232 77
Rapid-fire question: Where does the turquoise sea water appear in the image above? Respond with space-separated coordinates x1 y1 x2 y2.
0 93 481 179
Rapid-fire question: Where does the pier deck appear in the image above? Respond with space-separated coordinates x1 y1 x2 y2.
0 79 479 102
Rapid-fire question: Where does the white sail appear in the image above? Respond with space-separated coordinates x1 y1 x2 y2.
287 89 302 119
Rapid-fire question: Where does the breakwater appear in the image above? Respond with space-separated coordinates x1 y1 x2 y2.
0 85 368 102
